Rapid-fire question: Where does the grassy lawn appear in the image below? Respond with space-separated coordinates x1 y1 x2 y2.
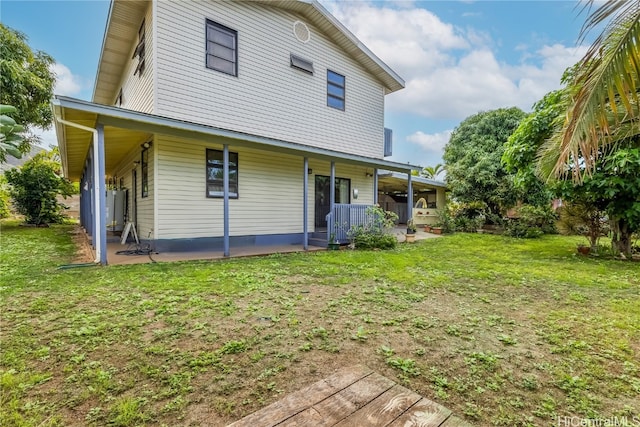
1 221 639 426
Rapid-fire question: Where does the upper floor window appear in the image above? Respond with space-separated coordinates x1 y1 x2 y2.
206 20 237 76
133 19 146 76
327 70 345 110
206 149 238 198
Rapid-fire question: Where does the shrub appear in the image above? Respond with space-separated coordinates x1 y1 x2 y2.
348 205 398 249
557 201 608 249
435 206 456 233
0 174 10 218
451 201 487 232
5 149 74 225
504 204 557 238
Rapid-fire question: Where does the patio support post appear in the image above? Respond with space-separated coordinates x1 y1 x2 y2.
373 168 378 205
303 157 308 250
223 144 230 257
407 172 413 223
330 161 335 213
96 124 107 265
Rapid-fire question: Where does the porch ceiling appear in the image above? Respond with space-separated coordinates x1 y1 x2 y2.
378 173 446 194
58 108 151 181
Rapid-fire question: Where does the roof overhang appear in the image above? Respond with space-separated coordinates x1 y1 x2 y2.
53 96 418 181
92 0 148 104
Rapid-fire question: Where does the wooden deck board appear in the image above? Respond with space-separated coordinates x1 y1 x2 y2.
387 397 452 427
227 365 373 427
281 372 395 426
228 365 471 427
333 384 421 426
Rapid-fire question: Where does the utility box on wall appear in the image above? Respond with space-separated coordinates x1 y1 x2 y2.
106 190 126 232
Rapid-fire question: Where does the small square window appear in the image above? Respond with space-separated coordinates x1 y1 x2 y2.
206 20 238 76
327 70 345 110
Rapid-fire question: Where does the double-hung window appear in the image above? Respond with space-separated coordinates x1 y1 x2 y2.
206 20 237 76
327 70 345 110
206 149 238 198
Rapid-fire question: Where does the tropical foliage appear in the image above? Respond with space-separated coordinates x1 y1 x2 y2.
0 104 25 162
420 164 445 179
0 23 56 157
5 148 74 225
541 0 640 179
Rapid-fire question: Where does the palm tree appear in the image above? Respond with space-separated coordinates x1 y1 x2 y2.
421 163 445 179
542 0 640 180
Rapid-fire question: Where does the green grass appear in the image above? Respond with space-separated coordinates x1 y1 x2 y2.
1 220 639 426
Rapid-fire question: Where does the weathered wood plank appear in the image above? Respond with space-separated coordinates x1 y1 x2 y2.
440 415 474 426
387 397 452 427
280 372 395 426
275 406 324 427
228 365 373 427
333 384 422 426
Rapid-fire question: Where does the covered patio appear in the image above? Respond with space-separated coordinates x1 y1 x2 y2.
53 96 419 265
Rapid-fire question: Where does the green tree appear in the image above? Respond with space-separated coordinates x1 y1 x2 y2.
0 23 56 157
553 143 640 257
544 0 640 179
0 104 25 162
421 164 444 179
503 89 565 207
443 107 526 217
5 148 74 225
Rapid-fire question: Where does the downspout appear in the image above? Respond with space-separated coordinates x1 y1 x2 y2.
54 118 101 264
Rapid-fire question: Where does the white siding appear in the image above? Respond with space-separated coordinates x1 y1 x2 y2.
155 1 385 159
111 143 155 240
113 3 154 113
155 135 374 240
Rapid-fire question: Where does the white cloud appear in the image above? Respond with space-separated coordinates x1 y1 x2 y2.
51 62 83 97
325 2 588 121
407 130 452 153
28 62 85 147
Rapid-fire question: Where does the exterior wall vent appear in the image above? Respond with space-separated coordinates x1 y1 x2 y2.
293 20 311 43
290 54 314 74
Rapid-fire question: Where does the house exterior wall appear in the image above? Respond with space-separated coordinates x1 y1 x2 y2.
154 0 386 159
111 142 155 240
154 134 374 240
113 3 154 113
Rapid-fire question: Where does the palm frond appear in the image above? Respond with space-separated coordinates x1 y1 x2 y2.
553 0 640 181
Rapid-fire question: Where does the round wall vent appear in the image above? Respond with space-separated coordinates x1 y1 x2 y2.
293 20 311 43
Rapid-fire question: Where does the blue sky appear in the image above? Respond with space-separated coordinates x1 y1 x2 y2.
1 0 593 169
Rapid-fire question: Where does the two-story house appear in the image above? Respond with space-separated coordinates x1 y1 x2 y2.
53 0 417 264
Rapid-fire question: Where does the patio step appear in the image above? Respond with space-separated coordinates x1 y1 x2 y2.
308 237 327 248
